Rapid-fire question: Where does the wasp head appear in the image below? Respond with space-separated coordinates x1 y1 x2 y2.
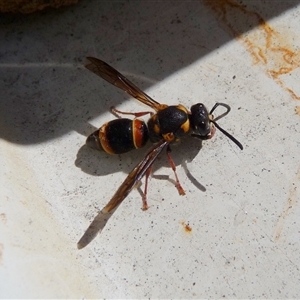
190 102 243 150
190 103 213 138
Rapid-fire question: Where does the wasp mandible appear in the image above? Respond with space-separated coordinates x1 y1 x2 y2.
78 57 243 248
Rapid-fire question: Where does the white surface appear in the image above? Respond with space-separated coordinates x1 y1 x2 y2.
1 0 300 298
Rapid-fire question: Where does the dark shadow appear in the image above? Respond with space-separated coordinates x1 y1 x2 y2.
75 143 146 177
77 206 118 249
75 133 203 177
77 135 205 249
182 160 207 192
0 0 299 145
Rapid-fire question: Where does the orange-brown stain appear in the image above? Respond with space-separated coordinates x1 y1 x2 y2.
204 0 300 100
273 166 300 242
0 213 6 224
181 221 192 233
295 106 300 116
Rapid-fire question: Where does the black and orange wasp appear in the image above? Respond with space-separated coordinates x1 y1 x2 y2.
77 57 243 248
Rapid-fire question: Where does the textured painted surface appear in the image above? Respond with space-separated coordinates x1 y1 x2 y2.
0 0 300 298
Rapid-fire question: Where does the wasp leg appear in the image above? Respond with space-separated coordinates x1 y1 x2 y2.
110 106 154 119
166 145 186 196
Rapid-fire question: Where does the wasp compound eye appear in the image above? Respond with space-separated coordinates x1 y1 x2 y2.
190 103 211 137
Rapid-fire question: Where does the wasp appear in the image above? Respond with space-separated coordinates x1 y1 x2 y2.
78 57 243 248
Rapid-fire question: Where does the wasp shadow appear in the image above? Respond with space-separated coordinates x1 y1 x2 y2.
77 206 118 249
75 141 152 177
75 133 204 178
76 136 207 249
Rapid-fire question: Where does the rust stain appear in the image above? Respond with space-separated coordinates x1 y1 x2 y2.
204 0 300 100
0 213 7 224
295 106 300 115
273 167 300 242
181 221 192 233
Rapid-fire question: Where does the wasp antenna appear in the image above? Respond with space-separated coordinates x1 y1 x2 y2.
211 120 243 150
210 103 231 122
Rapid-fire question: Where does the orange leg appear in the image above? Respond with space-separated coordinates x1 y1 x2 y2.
166 146 186 196
141 165 152 210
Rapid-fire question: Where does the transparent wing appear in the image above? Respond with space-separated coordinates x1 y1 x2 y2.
77 139 168 249
85 57 167 112
102 139 169 213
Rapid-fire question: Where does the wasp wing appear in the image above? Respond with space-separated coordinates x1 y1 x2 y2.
85 57 167 112
102 139 169 212
77 139 169 249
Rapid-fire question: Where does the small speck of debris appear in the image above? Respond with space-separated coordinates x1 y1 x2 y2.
233 75 236 79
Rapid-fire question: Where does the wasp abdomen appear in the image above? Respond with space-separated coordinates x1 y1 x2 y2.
86 118 148 154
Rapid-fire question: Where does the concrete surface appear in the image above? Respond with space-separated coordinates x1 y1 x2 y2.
0 0 300 298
